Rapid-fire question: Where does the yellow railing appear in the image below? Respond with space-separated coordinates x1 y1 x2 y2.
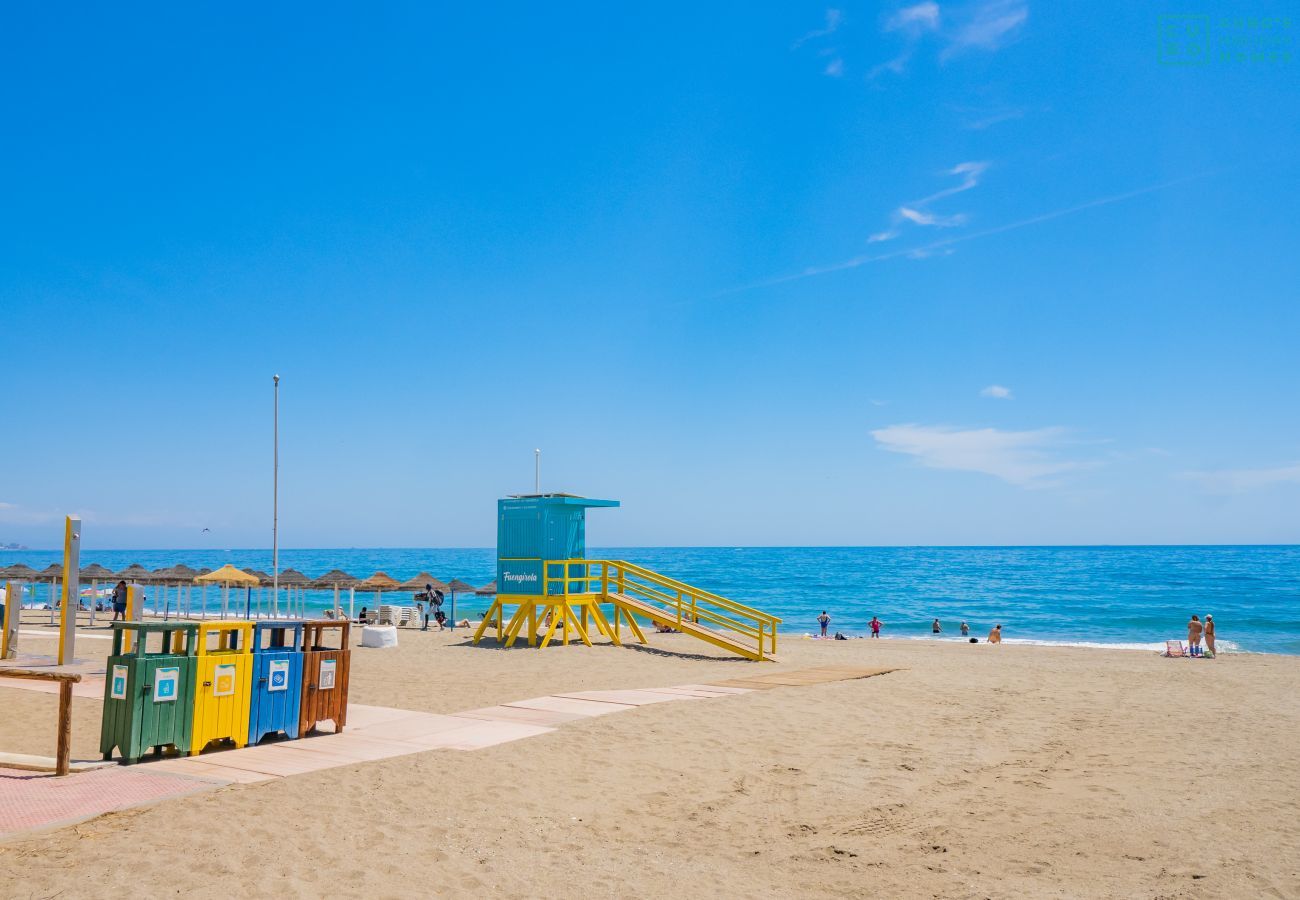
543 559 781 660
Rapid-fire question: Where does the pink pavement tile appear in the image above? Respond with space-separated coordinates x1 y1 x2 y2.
503 696 635 717
0 765 218 838
356 713 486 742
421 720 555 750
645 686 737 698
455 705 588 727
300 733 428 762
558 689 694 706
674 683 754 694
345 703 432 728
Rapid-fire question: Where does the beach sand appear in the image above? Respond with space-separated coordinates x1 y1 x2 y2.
2 616 1298 899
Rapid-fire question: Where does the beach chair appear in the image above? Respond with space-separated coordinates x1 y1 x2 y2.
361 610 378 625
1164 640 1186 658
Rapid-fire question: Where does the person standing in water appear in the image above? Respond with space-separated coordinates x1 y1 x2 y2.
1204 614 1216 656
869 616 882 638
988 624 1002 644
817 611 831 637
1188 614 1203 656
932 618 942 634
960 621 970 636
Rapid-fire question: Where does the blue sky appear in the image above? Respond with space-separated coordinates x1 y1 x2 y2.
2 1 1298 549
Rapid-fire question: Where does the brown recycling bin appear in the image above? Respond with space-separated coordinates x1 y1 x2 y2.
299 620 351 735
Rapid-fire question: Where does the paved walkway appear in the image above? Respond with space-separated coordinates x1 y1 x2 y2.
0 666 894 840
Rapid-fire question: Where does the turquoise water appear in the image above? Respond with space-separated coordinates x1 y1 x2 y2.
6 546 1298 654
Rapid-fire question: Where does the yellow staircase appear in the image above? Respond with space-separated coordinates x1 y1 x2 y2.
556 559 782 661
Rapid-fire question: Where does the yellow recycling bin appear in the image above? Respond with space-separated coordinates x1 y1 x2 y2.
190 621 254 755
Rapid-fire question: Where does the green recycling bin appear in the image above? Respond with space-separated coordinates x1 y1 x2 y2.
100 622 199 764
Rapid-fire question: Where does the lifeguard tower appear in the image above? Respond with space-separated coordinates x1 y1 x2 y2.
474 494 782 661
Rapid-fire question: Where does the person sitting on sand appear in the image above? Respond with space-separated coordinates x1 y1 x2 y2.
1204 614 1216 656
356 606 368 622
932 618 942 634
988 624 1002 644
869 616 882 638
817 611 831 637
1188 614 1203 656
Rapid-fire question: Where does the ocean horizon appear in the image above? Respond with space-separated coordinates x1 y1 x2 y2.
7 545 1298 655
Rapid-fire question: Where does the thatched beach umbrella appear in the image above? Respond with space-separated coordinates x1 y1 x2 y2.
195 564 260 619
475 581 497 595
312 569 358 618
115 564 154 583
276 568 311 619
78 563 116 623
442 578 479 631
397 572 447 593
38 563 63 609
355 571 399 615
2 563 39 611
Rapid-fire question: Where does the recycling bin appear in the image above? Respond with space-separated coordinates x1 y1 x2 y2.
248 621 304 744
299 620 351 735
100 622 198 764
190 621 254 755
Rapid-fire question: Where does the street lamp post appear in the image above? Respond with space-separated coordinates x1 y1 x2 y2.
273 374 280 618
534 448 540 494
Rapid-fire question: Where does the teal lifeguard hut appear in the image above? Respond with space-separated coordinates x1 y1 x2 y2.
474 493 783 660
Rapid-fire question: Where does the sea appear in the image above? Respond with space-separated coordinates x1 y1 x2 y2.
5 546 1298 654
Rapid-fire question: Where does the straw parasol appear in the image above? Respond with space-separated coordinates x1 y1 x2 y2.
195 564 260 586
276 568 310 586
311 569 358 590
355 571 399 611
80 563 115 581
397 572 447 593
475 581 497 595
2 563 40 580
115 564 154 583
245 569 272 586
39 563 63 580
446 578 477 594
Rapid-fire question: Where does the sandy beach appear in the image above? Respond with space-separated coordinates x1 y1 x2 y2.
2 616 1298 899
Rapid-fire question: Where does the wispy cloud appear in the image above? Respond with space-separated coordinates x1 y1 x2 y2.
944 0 1029 58
980 384 1012 399
718 170 1214 295
793 8 843 49
958 105 1027 130
867 161 987 244
872 423 1089 487
1178 462 1300 494
886 2 942 34
824 58 845 77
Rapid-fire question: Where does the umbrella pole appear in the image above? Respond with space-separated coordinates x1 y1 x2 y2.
222 583 228 619
349 586 355 622
89 580 97 625
334 584 340 617
201 584 207 619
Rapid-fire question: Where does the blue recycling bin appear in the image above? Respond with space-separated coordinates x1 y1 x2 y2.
248 621 304 744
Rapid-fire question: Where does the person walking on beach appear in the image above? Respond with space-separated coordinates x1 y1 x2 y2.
817 611 831 637
420 583 434 631
932 618 942 634
960 621 969 636
111 580 128 621
869 616 882 638
1188 614 1203 656
432 590 446 630
988 624 1002 644
1204 614 1216 656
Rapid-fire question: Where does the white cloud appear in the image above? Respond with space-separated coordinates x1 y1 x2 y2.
980 384 1012 399
867 229 899 243
944 0 1029 58
872 423 1087 487
793 8 843 49
898 206 966 227
824 58 845 77
1178 462 1300 494
886 2 941 33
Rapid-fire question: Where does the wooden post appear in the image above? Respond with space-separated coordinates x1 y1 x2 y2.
57 680 73 776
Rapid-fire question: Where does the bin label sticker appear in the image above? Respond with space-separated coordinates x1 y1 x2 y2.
268 659 289 692
319 659 337 690
154 667 179 703
110 665 128 700
213 664 237 697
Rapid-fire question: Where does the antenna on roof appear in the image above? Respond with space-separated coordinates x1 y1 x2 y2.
534 449 541 494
